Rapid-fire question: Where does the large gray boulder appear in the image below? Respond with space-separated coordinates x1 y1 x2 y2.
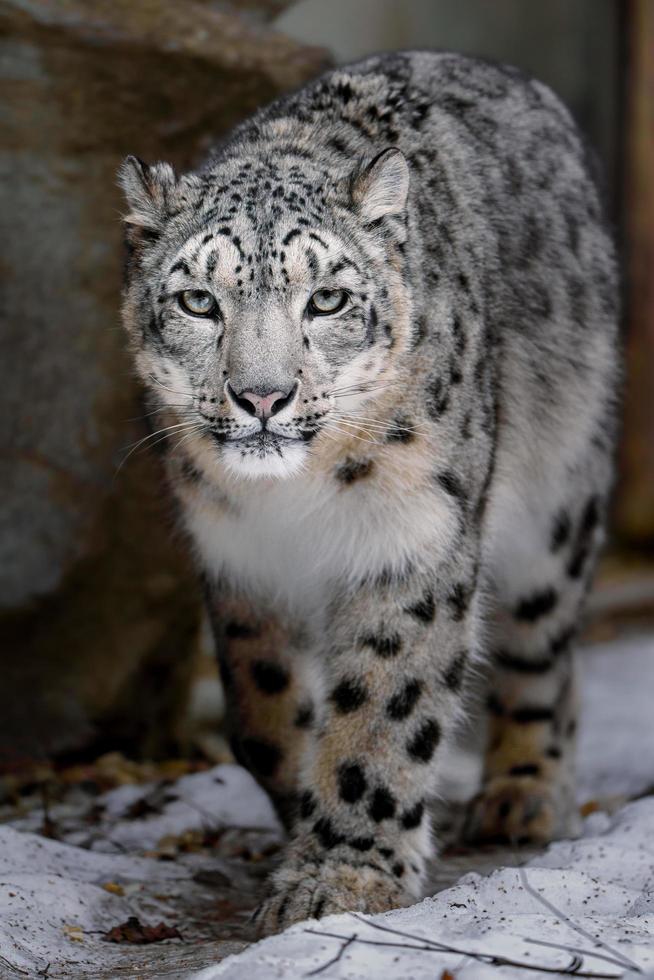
0 0 328 764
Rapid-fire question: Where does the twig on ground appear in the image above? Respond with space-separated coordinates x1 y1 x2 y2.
518 868 642 973
0 952 30 976
302 914 626 979
524 936 638 971
305 933 357 976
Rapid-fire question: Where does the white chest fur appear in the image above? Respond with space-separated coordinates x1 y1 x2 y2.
183 470 455 615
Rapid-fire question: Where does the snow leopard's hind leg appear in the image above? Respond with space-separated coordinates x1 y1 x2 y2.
465 488 607 845
205 581 315 827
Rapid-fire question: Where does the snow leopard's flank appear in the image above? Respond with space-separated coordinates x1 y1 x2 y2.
119 51 619 934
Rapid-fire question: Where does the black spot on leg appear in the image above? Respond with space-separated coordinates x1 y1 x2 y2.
240 737 282 778
486 693 505 716
369 787 397 822
392 861 405 878
359 633 402 658
335 458 374 485
338 762 367 803
494 650 554 674
294 703 314 728
514 588 558 622
250 660 290 694
400 800 424 829
511 706 555 723
498 799 511 820
313 816 345 849
387 679 423 720
406 719 441 762
378 846 395 858
405 591 436 623
330 677 369 713
509 763 541 777
350 836 374 851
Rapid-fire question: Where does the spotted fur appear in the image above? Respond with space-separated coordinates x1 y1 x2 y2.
119 51 619 935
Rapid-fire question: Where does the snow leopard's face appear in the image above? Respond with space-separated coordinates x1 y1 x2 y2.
119 149 410 479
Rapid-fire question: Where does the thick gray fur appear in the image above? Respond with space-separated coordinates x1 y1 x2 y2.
119 51 619 934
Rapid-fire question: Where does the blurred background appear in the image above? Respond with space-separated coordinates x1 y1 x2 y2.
0 0 652 792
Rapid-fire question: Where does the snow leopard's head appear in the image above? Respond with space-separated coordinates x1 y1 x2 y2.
119 146 411 479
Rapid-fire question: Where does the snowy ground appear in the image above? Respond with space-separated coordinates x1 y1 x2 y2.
1 634 653 979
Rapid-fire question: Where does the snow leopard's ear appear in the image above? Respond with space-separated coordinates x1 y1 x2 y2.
351 147 410 222
118 155 177 233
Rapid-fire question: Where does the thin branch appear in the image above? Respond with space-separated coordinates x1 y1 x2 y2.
303 928 622 979
305 933 357 976
525 936 637 972
518 868 642 973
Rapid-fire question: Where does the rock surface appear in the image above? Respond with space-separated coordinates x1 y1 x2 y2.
0 0 328 762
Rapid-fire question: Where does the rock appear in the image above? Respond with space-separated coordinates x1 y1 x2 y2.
0 0 329 762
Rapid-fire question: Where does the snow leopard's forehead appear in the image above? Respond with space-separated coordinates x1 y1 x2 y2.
164 152 368 299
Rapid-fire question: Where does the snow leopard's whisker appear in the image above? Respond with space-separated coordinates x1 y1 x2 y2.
169 426 209 457
332 412 414 432
127 405 197 422
331 413 421 436
328 415 384 438
329 381 399 397
321 421 382 446
336 412 425 435
148 373 197 398
115 421 203 476
138 423 207 459
328 379 395 393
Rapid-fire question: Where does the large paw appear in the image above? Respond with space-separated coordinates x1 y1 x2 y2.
252 860 406 937
464 774 579 845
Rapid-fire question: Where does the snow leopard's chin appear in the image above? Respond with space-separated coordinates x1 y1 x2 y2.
220 434 309 481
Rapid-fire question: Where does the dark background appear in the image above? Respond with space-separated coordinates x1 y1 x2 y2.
1 0 651 774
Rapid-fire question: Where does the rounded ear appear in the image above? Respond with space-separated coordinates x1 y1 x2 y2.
118 155 177 231
351 147 410 222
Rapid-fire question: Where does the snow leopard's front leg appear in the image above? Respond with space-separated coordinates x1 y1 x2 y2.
253 553 480 935
205 581 315 826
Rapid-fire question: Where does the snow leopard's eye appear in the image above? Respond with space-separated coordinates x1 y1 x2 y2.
308 288 349 316
178 289 217 317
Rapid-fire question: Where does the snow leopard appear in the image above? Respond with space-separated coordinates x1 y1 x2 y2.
119 51 619 935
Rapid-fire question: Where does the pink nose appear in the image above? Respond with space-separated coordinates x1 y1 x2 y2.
240 390 286 418
229 385 295 419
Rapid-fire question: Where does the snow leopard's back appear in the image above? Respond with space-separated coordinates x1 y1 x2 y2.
219 49 619 579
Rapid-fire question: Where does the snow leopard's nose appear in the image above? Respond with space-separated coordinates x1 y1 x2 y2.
226 381 297 420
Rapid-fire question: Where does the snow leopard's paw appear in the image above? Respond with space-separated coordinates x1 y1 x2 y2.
252 860 407 937
464 774 580 845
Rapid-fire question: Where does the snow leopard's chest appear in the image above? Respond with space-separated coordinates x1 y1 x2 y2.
181 465 455 615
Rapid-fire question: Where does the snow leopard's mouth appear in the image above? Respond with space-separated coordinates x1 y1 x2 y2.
228 430 314 452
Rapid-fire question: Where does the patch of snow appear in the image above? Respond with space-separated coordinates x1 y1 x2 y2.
577 634 654 802
1 636 654 978
194 797 654 979
98 763 282 851
0 765 280 977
